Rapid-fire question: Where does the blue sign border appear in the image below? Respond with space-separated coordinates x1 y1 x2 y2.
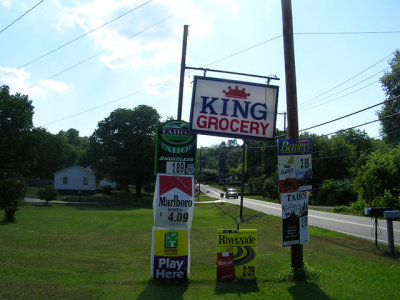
277 138 312 156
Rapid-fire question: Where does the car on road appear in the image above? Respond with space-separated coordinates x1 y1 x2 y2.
225 188 238 199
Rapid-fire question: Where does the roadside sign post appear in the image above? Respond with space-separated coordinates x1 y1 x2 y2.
281 0 303 270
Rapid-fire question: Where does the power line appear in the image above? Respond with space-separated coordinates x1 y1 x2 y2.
203 31 400 68
23 13 175 93
293 30 400 35
203 35 282 67
40 74 179 127
322 111 400 137
299 95 400 132
0 0 152 80
300 80 379 111
299 51 395 106
299 67 390 109
41 90 142 127
0 0 45 35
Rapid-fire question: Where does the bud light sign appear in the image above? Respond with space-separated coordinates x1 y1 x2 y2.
189 76 279 140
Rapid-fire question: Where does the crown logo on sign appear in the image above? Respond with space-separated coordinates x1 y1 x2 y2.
223 86 251 99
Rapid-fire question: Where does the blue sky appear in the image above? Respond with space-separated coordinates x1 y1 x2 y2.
1 0 399 147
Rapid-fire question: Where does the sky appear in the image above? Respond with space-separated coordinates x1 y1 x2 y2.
0 0 399 147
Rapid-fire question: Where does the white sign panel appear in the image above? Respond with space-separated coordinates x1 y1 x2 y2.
189 76 279 140
280 191 309 246
153 174 195 228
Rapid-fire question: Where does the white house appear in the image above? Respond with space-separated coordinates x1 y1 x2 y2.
99 178 117 189
54 165 96 194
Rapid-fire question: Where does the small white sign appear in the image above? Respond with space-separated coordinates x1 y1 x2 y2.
281 191 309 246
166 162 186 174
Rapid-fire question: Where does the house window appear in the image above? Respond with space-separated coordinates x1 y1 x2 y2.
63 177 68 184
83 177 88 186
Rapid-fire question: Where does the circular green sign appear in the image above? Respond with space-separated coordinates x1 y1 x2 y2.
159 120 195 146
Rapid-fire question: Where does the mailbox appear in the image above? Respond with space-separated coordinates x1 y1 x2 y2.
383 210 400 255
383 210 400 220
364 207 390 217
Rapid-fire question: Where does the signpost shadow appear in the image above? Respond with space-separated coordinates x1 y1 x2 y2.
287 281 330 300
136 280 188 300
215 279 259 295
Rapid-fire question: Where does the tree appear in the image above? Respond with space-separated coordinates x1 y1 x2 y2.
89 105 161 197
0 85 35 178
0 178 26 221
37 185 58 206
354 145 400 208
28 128 78 178
302 133 356 188
379 50 400 143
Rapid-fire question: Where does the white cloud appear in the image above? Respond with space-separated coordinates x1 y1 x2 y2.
0 67 71 98
142 74 179 96
56 0 216 69
37 79 71 94
1 0 11 8
215 0 238 14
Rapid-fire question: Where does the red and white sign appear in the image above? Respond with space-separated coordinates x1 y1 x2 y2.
153 174 195 228
189 76 279 140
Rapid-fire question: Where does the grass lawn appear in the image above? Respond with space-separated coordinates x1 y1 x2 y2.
1 197 399 299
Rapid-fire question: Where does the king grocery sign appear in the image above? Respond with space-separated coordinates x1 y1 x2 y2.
189 76 279 140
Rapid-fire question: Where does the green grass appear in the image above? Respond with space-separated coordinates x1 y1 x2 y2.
25 187 151 203
1 197 399 299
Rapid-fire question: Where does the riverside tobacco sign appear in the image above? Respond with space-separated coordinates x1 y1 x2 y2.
189 76 279 140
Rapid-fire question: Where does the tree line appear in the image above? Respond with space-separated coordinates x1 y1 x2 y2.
198 51 400 213
1 50 399 220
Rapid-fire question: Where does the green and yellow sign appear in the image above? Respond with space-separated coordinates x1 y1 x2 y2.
151 228 190 280
216 229 257 281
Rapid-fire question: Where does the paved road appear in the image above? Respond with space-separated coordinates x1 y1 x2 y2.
199 184 400 246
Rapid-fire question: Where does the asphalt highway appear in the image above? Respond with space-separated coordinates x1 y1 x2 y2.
198 184 400 247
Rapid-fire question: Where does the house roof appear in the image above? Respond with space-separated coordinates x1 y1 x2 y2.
53 165 94 176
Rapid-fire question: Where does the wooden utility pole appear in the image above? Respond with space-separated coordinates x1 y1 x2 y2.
177 25 189 121
239 140 246 225
281 0 303 269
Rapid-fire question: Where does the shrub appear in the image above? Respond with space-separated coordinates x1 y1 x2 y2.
100 185 112 195
37 185 58 205
0 178 27 222
144 183 155 193
315 179 357 206
263 174 279 200
349 199 367 215
333 205 350 213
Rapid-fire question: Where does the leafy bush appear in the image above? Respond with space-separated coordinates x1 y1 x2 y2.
144 183 155 193
354 146 400 208
100 185 112 195
263 174 279 200
315 179 357 206
37 185 58 205
333 205 350 213
0 178 27 221
349 199 367 215
376 190 400 208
